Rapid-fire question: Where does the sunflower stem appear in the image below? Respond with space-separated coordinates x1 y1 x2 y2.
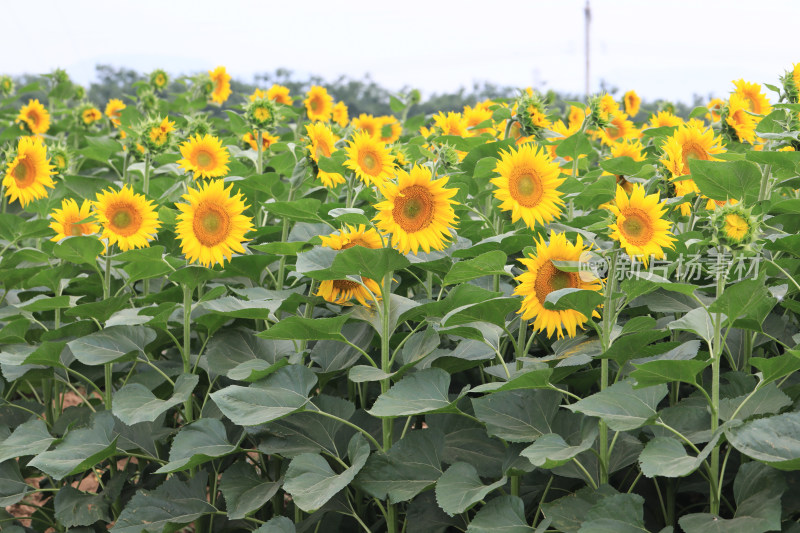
380 270 397 533
182 283 194 424
757 163 772 202
256 128 264 175
510 318 528 497
709 247 726 515
276 185 296 289
143 153 152 297
598 249 619 485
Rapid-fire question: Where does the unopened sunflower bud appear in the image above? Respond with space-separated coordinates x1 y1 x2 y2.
710 204 760 252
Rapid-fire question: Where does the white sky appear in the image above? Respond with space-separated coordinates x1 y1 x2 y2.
2 0 797 104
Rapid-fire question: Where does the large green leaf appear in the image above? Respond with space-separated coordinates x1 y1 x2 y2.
368 368 466 417
708 278 776 331
521 413 598 469
688 159 761 204
113 374 198 426
443 251 509 285
567 381 667 432
67 325 156 365
283 433 370 512
54 486 110 528
296 245 410 282
725 411 800 470
0 461 29 507
53 236 104 266
28 411 117 480
221 462 282 520
0 419 55 463
638 430 722 478
252 517 296 533
579 493 647 533
203 328 293 379
466 496 532 533
434 462 506 516
157 418 237 473
258 315 349 342
543 289 604 321
472 389 561 442
211 364 318 426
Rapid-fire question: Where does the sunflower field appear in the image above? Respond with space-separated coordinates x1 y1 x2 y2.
1 64 800 533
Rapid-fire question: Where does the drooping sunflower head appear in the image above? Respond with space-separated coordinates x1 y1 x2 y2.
3 136 56 207
317 225 383 306
707 98 725 122
93 186 161 251
433 112 469 137
343 131 395 187
332 101 349 128
104 98 126 127
16 99 51 135
514 232 602 339
304 86 333 122
0 75 15 97
722 94 758 144
710 203 759 251
266 84 293 105
150 69 169 91
491 143 565 229
373 165 458 255
175 179 254 267
608 184 676 265
648 110 683 129
78 104 103 128
48 142 72 175
243 131 279 152
178 134 230 180
377 116 402 144
623 90 641 117
352 113 380 137
245 97 278 130
49 198 100 242
661 123 726 178
209 66 232 105
732 79 771 116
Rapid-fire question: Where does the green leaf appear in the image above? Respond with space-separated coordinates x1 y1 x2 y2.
0 419 55 462
264 199 322 222
253 516 296 533
111 473 215 533
79 135 122 163
54 486 110 528
67 325 156 365
435 462 506 516
567 380 668 431
750 352 800 384
621 271 697 299
168 265 219 289
467 496 532 533
157 418 237 473
638 432 722 478
200 296 281 320
708 278 775 331
688 159 761 204
725 411 800 470
283 433 370 512
0 461 29 507
469 367 553 394
356 429 444 503
65 295 131 323
543 289 604 321
472 389 561 442
113 374 198 425
579 493 647 533
719 383 791 422
599 156 649 177
297 245 411 283
556 131 593 159
668 307 717 346
441 297 519 329
204 328 293 379
521 416 598 468
53 236 104 265
443 251 508 285
368 368 465 417
631 342 708 388
29 411 117 480
221 462 281 520
211 364 318 426
348 365 396 382
258 315 349 342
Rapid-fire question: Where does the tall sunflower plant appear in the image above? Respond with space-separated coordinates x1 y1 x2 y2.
0 67 799 533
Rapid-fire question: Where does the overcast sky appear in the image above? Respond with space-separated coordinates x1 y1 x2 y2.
2 0 797 104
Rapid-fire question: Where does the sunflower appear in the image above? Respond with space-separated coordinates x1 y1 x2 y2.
209 66 232 104
598 113 638 146
463 103 493 135
661 123 726 178
608 184 676 265
266 84 293 105
707 98 724 122
352 114 380 137
344 131 395 187
491 143 565 229
732 79 771 115
648 111 683 129
150 69 169 90
94 186 161 251
304 86 333 122
105 99 126 127
81 107 103 126
50 198 100 241
605 139 646 194
515 232 602 339
377 116 402 143
598 93 620 119
178 134 230 179
373 165 458 254
306 122 345 188
3 136 55 207
433 112 469 137
175 179 254 267
725 94 758 144
317 225 383 306
623 90 641 117
143 116 176 153
568 105 588 129
332 101 349 127
243 131 279 151
16 100 51 135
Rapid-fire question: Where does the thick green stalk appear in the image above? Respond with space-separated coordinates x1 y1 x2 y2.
103 248 113 411
182 284 194 423
256 128 264 175
143 153 152 297
510 318 528 498
276 185 296 289
709 249 726 514
758 163 772 202
599 251 619 485
380 271 397 533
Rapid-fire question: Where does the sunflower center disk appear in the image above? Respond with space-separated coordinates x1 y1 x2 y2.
393 185 435 232
681 142 708 171
193 203 231 246
316 143 330 160
333 279 361 291
110 204 142 236
620 210 654 246
534 260 579 306
12 159 33 186
361 153 378 172
196 151 213 168
511 170 543 207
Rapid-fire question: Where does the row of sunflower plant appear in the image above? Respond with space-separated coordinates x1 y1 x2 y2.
0 63 800 533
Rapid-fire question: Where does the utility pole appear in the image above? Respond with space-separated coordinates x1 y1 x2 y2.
585 0 591 100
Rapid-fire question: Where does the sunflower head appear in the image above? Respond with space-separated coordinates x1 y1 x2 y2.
138 115 176 154
185 114 215 137
93 186 161 251
377 116 402 144
304 86 333 122
352 114 380 137
623 90 641 117
648 110 682 129
781 64 800 104
104 98 126 127
178 134 230 180
16 99 51 135
710 203 760 251
514 232 602 339
432 112 470 137
343 131 395 187
373 164 459 255
661 123 726 179
175 179 254 267
48 142 72 175
585 95 611 130
463 103 494 135
150 69 169 91
137 86 159 114
732 79 772 116
0 75 15 98
721 94 758 144
317 225 383 306
597 113 637 146
209 66 232 105
706 98 725 122
243 131 279 152
332 101 349 128
245 97 278 130
267 84 293 105
608 184 676 266
50 198 100 242
78 103 103 128
3 136 56 207
515 90 551 136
